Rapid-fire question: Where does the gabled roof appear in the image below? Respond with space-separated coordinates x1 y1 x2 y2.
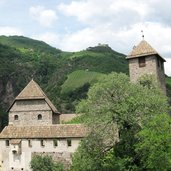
9 79 59 114
16 79 45 100
0 125 87 138
126 40 166 61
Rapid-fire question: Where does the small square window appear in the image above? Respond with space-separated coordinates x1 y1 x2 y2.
6 140 9 146
67 139 72 147
53 139 58 147
139 57 146 67
40 140 45 147
28 140 32 147
14 115 19 120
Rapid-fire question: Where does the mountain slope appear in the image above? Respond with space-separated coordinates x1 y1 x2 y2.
0 35 61 54
0 36 129 129
61 70 105 94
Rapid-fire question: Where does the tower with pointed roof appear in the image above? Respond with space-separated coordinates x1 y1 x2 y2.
8 79 60 126
126 40 166 93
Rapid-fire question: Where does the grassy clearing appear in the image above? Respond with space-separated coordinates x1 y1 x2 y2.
61 70 104 94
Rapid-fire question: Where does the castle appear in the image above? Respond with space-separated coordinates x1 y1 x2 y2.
0 39 166 171
0 80 86 171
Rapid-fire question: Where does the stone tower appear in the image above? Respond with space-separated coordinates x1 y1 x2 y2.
126 40 166 94
8 79 60 126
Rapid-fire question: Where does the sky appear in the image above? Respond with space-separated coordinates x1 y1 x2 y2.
0 0 171 76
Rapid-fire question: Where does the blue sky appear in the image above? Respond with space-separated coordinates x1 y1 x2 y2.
0 0 171 76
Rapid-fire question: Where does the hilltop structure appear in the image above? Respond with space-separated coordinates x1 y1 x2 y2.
126 40 166 94
0 79 86 171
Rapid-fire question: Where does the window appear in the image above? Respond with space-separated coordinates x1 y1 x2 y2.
14 115 18 120
139 57 146 67
38 114 42 120
40 140 45 147
67 139 72 147
5 140 9 147
53 139 58 147
28 140 32 147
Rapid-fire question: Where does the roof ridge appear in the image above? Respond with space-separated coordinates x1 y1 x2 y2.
126 40 165 61
10 79 59 113
16 79 45 99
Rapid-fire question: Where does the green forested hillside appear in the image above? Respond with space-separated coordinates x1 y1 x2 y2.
0 36 129 129
0 35 61 54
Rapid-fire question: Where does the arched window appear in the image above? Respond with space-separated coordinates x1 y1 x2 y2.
14 115 18 120
38 114 42 120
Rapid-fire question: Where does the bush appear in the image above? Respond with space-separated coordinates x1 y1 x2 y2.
30 155 65 171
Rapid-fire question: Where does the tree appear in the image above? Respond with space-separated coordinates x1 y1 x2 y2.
72 72 169 170
30 155 65 171
138 74 158 89
71 133 105 171
135 113 171 171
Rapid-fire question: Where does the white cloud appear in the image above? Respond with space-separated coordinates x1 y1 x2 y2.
0 26 23 36
32 32 60 47
58 0 150 27
164 58 171 76
29 6 57 27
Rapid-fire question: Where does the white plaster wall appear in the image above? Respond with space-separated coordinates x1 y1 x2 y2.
0 138 81 171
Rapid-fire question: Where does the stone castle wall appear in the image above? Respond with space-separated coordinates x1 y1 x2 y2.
129 55 158 82
156 57 166 94
8 99 58 126
129 55 166 94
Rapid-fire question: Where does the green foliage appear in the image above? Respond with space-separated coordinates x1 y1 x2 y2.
0 35 61 54
30 155 65 171
136 113 171 171
76 72 168 126
71 133 105 171
61 70 104 94
61 83 90 112
102 149 139 171
71 72 169 170
69 49 128 74
166 76 171 101
138 74 158 89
